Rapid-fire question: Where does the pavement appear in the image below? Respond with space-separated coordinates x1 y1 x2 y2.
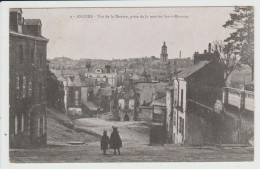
9 117 254 163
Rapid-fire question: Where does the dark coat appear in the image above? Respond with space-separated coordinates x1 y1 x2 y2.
109 131 122 149
100 135 110 150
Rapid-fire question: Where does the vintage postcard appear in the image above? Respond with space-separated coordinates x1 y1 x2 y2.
0 1 258 169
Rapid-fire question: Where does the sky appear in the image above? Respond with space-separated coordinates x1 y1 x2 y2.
22 7 234 60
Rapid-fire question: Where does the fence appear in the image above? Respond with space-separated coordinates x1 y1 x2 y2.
223 87 254 111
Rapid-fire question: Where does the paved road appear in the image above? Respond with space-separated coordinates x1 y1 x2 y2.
10 118 254 162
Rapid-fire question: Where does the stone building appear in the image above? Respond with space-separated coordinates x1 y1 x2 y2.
9 9 49 147
84 62 118 87
65 74 100 116
117 75 139 121
166 43 225 145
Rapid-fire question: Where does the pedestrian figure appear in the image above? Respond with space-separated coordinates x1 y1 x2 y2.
110 126 122 155
100 131 110 155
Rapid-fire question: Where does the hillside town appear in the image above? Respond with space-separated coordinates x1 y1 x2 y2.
9 7 254 162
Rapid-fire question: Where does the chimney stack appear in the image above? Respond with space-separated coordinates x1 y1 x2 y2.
179 51 181 59
204 50 207 53
208 43 211 53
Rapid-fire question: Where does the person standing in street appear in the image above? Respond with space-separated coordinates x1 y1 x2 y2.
110 126 122 155
100 131 110 155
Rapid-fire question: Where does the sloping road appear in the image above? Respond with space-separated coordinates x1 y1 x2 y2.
74 118 150 147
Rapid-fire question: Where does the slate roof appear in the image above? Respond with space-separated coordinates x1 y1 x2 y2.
152 96 166 107
10 8 22 13
9 30 48 41
24 19 42 25
177 61 211 79
97 88 113 96
68 75 96 87
82 101 98 111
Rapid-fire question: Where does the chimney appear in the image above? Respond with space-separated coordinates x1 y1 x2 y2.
179 51 181 59
208 43 211 53
204 50 207 53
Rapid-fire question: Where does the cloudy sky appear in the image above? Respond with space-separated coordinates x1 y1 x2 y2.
22 7 234 60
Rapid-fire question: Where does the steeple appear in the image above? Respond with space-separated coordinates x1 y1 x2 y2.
160 41 168 63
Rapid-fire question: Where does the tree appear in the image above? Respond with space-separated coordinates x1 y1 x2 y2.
46 69 65 112
223 6 254 80
211 40 240 82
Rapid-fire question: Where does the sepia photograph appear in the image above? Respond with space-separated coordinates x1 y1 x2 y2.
0 1 257 167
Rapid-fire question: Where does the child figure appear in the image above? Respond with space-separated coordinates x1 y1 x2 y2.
100 131 110 155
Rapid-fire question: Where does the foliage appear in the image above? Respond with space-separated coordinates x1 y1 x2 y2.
212 40 241 81
46 69 65 111
223 6 254 80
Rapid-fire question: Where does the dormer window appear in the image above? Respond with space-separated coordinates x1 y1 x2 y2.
19 45 24 63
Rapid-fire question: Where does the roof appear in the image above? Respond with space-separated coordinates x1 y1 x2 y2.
177 61 211 79
24 19 42 26
10 30 48 42
97 88 113 96
82 101 98 111
152 96 166 107
10 8 22 13
68 75 96 87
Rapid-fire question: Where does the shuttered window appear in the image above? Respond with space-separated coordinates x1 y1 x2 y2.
75 90 79 106
28 80 32 97
15 115 18 135
16 77 20 98
21 113 24 132
22 76 26 98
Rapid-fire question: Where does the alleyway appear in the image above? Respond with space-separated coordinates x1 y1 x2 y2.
10 116 253 163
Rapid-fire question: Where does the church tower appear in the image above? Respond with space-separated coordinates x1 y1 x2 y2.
160 41 168 63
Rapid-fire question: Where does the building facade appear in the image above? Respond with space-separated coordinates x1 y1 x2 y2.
84 62 118 87
9 9 49 148
166 43 225 145
65 74 100 116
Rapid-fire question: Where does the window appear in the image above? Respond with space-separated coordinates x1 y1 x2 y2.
38 118 40 136
40 117 43 135
39 83 42 102
14 115 18 135
17 13 22 25
42 116 45 134
22 76 26 98
173 111 176 126
31 47 34 64
180 89 184 110
28 80 32 97
19 45 24 63
16 77 20 98
75 90 79 106
21 113 24 132
39 55 42 67
174 89 178 106
179 117 184 135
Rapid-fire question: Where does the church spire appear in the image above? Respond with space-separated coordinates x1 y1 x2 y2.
160 41 168 63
